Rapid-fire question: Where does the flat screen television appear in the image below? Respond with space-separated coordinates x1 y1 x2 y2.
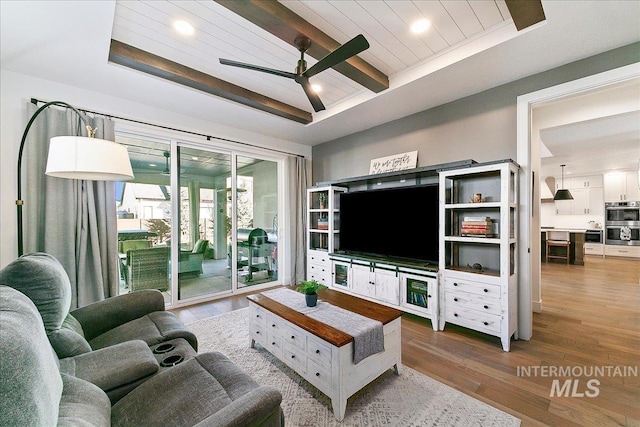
339 184 439 264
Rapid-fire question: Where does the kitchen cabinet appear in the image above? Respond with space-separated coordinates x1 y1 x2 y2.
554 181 604 216
569 187 604 215
570 175 603 189
604 172 640 202
554 175 602 191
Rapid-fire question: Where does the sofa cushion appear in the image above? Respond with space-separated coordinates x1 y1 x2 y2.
192 239 208 254
89 311 198 351
58 340 159 393
0 286 63 426
0 252 71 333
111 352 279 427
57 374 111 427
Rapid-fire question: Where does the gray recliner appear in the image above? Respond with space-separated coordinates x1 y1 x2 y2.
0 252 197 359
0 285 284 427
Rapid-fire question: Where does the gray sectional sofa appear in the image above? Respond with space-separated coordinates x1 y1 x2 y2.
0 253 284 426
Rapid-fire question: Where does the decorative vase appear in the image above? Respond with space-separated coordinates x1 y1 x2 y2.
305 293 318 307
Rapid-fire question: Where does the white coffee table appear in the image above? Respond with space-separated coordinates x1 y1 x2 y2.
247 287 402 421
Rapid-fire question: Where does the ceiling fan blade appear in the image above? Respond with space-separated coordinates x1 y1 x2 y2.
298 77 325 112
219 58 296 79
304 34 369 78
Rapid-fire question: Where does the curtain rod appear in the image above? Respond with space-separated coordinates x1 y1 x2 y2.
30 97 304 158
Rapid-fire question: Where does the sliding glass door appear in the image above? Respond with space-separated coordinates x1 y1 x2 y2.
176 146 232 301
115 131 282 306
233 155 279 288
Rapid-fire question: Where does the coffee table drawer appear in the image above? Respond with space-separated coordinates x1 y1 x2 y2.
250 323 266 345
284 324 306 351
307 358 331 393
283 345 307 374
308 335 332 368
266 313 285 338
250 305 268 326
266 332 283 358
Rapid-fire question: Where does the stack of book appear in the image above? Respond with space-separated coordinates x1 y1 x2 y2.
317 217 329 230
461 216 497 237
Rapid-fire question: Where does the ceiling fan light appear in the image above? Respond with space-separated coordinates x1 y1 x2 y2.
311 84 322 93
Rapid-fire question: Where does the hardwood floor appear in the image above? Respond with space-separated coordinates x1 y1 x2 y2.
170 256 640 426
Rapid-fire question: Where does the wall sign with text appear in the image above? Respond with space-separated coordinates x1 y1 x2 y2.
369 151 418 174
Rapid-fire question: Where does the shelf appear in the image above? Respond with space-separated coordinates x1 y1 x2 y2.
445 265 500 277
445 202 501 209
444 236 500 244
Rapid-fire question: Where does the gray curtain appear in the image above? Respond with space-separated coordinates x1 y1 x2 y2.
287 156 310 284
24 102 119 308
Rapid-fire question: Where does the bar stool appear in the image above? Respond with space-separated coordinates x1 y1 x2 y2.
546 231 570 264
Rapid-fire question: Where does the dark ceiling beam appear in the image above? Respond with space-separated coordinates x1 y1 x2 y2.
505 0 546 31
214 0 389 93
109 39 312 124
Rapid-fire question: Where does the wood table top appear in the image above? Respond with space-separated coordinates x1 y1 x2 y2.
247 286 402 347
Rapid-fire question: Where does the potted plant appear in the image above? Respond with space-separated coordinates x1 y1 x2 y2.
296 280 327 307
318 193 327 209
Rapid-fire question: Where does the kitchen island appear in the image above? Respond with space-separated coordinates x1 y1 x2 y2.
541 228 586 265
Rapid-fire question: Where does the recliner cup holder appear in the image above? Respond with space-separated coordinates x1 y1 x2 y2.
160 355 184 367
153 343 175 354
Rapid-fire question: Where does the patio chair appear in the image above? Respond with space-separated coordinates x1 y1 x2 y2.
125 246 170 292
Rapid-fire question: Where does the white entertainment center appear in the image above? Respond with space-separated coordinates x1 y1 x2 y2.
306 159 519 351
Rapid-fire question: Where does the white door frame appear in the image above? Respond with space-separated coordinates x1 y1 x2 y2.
516 62 640 341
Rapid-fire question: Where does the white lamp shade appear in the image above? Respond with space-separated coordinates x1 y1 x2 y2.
46 136 134 181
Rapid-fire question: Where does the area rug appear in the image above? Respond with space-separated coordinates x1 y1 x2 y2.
188 308 520 427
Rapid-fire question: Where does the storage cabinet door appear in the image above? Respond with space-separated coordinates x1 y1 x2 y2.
351 265 375 298
374 269 400 305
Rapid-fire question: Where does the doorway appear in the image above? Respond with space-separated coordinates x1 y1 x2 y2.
516 62 640 341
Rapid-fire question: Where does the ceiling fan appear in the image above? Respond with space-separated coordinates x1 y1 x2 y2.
219 34 370 112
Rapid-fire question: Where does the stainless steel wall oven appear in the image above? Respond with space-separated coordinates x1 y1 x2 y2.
605 201 640 246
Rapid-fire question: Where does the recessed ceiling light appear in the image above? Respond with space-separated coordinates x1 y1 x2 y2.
149 164 157 167
191 156 199 161
411 19 431 34
311 84 322 93
174 20 195 36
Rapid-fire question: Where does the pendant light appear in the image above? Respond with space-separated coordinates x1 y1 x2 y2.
553 164 574 201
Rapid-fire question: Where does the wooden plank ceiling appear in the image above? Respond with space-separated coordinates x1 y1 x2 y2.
109 0 544 124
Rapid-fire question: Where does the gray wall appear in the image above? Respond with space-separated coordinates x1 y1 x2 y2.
312 42 639 183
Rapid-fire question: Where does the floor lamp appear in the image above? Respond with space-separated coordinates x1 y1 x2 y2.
16 101 134 256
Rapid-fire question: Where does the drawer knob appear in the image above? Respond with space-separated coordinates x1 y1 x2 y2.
291 355 295 359
272 324 276 327
483 289 488 293
454 313 458 317
483 321 489 326
453 297 458 302
315 372 320 377
316 349 320 354
272 342 276 345
256 314 260 318
484 305 489 309
291 335 295 339
453 282 458 286
428 294 432 298
256 331 260 334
